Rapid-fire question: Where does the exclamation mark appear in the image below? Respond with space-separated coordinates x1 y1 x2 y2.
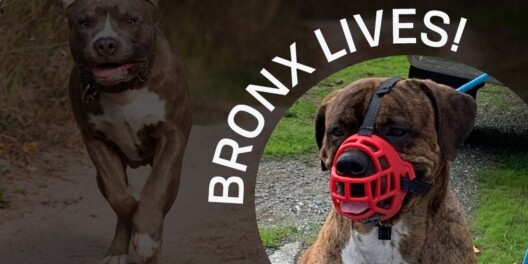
451 18 467 52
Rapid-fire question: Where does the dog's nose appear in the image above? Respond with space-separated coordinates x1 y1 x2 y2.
336 149 375 177
94 37 118 56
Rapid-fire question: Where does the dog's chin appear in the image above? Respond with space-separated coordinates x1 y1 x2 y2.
360 214 383 225
357 205 393 226
95 73 135 86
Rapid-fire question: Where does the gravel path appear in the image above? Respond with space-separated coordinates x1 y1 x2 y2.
256 86 528 261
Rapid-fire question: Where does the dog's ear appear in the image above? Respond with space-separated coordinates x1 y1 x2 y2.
315 103 328 171
59 0 76 9
419 79 477 161
315 89 341 171
145 0 159 9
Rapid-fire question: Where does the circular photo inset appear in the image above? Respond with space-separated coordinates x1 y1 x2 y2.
256 55 528 264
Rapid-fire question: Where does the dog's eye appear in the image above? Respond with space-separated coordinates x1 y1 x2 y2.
128 17 138 25
388 127 408 137
78 18 91 28
332 127 345 137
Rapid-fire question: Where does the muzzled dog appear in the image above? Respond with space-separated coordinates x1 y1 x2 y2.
299 77 477 264
60 0 191 263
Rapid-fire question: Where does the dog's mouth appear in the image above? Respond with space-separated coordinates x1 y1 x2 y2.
88 62 146 86
336 179 391 218
340 201 369 214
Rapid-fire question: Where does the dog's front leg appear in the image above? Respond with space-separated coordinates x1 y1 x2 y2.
132 130 186 263
85 138 138 262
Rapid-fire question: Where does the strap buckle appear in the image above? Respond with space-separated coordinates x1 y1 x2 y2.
136 65 151 83
82 83 99 103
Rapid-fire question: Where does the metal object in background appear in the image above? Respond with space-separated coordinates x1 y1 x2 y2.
407 55 502 97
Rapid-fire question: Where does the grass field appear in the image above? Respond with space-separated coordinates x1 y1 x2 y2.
263 56 410 156
472 153 528 264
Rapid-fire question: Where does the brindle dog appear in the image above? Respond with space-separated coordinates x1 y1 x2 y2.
300 78 477 264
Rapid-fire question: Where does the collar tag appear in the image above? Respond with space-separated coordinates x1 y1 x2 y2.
82 83 99 103
136 65 151 83
378 225 392 240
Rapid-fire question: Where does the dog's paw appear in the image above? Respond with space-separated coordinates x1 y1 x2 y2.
132 233 161 262
101 254 129 264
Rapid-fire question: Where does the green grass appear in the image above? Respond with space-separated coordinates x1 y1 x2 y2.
0 188 8 209
477 85 509 109
259 224 300 250
264 100 319 156
472 153 528 264
264 55 410 156
323 55 410 85
259 222 324 250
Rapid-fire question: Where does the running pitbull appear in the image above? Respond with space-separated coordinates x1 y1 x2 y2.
60 0 191 263
300 78 477 264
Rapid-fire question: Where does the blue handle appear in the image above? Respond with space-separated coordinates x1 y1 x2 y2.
456 73 489 93
523 248 528 264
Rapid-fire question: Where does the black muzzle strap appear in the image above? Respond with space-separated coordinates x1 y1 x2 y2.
359 76 402 136
401 177 433 194
352 76 432 241
355 76 433 196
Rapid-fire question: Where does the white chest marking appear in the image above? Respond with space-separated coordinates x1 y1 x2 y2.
341 222 408 264
88 87 166 161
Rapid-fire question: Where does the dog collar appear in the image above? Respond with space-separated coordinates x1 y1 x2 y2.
81 65 151 102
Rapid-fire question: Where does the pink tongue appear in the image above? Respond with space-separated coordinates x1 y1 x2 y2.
92 64 136 79
341 201 369 214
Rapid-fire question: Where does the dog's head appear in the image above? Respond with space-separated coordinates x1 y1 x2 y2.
61 0 159 86
315 77 476 223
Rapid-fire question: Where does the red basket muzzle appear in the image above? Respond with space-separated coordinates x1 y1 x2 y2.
330 134 416 222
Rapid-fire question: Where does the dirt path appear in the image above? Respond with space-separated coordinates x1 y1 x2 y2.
1 150 112 263
0 122 272 264
0 145 191 263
